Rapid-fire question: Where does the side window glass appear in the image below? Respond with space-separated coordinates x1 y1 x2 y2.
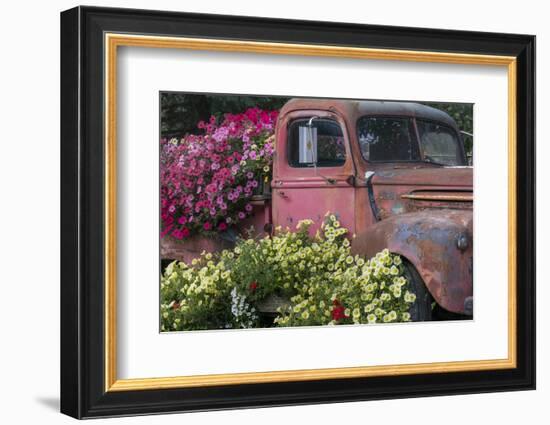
288 118 346 167
417 120 463 166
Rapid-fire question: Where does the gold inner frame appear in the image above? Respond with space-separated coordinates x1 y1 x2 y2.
104 33 517 392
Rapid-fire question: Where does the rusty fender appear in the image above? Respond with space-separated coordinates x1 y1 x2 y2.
351 209 473 314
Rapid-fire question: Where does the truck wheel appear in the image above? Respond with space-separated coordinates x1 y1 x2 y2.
402 261 433 321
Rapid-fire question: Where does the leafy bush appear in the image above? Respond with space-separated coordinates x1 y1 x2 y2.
160 215 416 331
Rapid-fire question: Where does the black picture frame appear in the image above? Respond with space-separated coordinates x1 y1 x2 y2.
60 5 535 419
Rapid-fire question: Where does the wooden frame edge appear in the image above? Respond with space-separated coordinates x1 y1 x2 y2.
103 33 518 392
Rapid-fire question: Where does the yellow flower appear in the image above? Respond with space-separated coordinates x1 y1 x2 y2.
301 311 310 320
364 304 374 313
404 292 417 303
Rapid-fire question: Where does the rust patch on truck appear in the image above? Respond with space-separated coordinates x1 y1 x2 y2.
351 209 473 314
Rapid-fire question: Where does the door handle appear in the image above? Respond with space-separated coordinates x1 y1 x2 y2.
278 191 288 199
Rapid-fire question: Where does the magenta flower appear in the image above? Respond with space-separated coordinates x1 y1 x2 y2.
160 107 278 238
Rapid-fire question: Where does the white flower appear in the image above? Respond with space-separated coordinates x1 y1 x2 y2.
230 287 257 328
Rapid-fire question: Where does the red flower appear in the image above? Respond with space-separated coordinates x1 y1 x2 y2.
218 222 228 231
203 222 212 231
249 281 258 292
331 300 348 321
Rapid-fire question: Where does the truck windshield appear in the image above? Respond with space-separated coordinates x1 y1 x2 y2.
357 116 465 166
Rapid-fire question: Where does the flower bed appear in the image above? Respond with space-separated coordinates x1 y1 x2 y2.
160 214 416 331
160 108 277 240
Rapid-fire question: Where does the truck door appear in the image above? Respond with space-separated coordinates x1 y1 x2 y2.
272 111 356 234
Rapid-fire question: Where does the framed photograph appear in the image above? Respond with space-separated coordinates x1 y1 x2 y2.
60 6 535 419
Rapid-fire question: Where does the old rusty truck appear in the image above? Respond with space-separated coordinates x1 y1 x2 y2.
162 98 473 320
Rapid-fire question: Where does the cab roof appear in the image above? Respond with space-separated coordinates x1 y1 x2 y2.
280 98 459 129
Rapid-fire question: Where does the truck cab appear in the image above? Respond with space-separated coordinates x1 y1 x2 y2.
272 99 473 317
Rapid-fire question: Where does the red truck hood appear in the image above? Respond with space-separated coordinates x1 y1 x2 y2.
369 166 473 218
